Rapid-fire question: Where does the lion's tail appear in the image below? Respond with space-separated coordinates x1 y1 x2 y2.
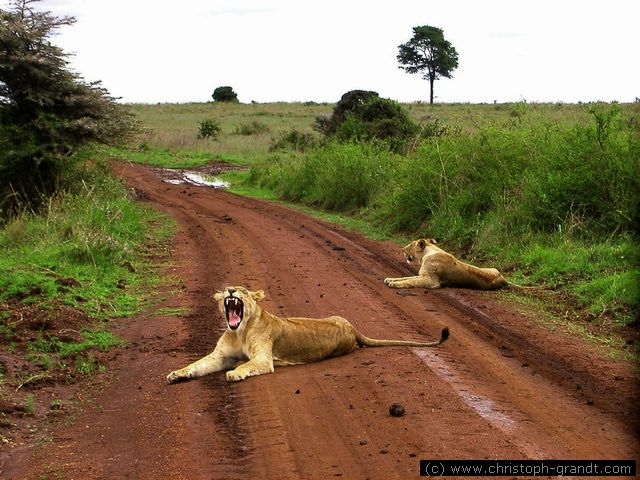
355 327 449 348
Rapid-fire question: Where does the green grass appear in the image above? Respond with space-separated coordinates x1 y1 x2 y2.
27 331 125 358
24 394 35 415
106 144 239 169
0 161 174 320
126 100 636 167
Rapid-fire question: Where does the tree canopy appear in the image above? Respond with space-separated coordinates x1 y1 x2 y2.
397 25 459 104
212 86 238 103
0 0 137 216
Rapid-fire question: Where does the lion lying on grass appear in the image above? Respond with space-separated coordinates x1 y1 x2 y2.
384 238 516 290
166 285 449 383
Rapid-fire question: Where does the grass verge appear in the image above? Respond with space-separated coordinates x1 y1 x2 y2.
0 158 175 446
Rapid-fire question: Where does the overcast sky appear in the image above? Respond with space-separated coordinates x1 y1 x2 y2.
13 0 640 104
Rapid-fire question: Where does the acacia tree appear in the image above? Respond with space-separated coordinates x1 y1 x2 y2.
0 0 137 215
397 25 459 104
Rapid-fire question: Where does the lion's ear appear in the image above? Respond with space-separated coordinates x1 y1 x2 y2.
417 239 427 249
250 290 266 302
428 238 437 245
213 291 224 301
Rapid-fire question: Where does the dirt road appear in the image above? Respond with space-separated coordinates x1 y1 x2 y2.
4 163 638 479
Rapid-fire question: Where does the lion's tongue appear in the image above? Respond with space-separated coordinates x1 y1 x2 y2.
228 311 241 328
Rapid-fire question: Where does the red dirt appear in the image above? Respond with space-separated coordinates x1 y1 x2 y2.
2 162 638 479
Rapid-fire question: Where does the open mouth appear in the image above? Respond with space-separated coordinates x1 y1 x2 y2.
224 295 244 330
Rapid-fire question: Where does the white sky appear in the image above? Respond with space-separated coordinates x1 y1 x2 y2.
10 0 640 104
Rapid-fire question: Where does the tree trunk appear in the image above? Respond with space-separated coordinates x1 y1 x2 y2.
429 76 435 104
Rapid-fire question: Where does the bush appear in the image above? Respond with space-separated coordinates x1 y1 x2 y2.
197 119 221 139
315 90 380 135
315 90 419 152
0 2 138 218
212 86 238 103
420 117 457 139
378 105 640 244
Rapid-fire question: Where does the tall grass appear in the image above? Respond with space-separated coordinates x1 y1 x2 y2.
379 106 639 246
126 101 604 167
249 142 397 210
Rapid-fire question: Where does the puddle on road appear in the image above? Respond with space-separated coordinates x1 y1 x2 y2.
161 169 230 188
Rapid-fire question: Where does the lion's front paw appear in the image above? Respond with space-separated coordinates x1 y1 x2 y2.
386 280 401 289
384 278 393 285
167 369 191 384
226 369 247 382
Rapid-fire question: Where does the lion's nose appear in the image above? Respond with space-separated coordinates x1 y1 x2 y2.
228 288 236 295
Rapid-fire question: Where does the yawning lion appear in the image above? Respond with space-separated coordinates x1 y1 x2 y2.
167 285 449 383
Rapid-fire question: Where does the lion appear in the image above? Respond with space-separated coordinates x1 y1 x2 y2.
166 285 449 383
384 238 513 290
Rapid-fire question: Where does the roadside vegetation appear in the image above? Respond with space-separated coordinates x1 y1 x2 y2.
0 1 169 445
0 157 173 440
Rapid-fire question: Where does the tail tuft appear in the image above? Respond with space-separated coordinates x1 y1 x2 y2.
440 327 450 343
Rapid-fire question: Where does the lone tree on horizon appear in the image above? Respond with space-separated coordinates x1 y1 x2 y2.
397 25 459 104
212 86 238 103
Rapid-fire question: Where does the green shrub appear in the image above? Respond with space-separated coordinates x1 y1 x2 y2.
0 3 138 217
420 117 457 139
198 119 221 139
379 108 640 244
316 90 419 153
517 106 640 237
315 90 380 135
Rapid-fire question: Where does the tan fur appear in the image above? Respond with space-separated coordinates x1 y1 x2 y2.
167 286 448 383
384 238 510 290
